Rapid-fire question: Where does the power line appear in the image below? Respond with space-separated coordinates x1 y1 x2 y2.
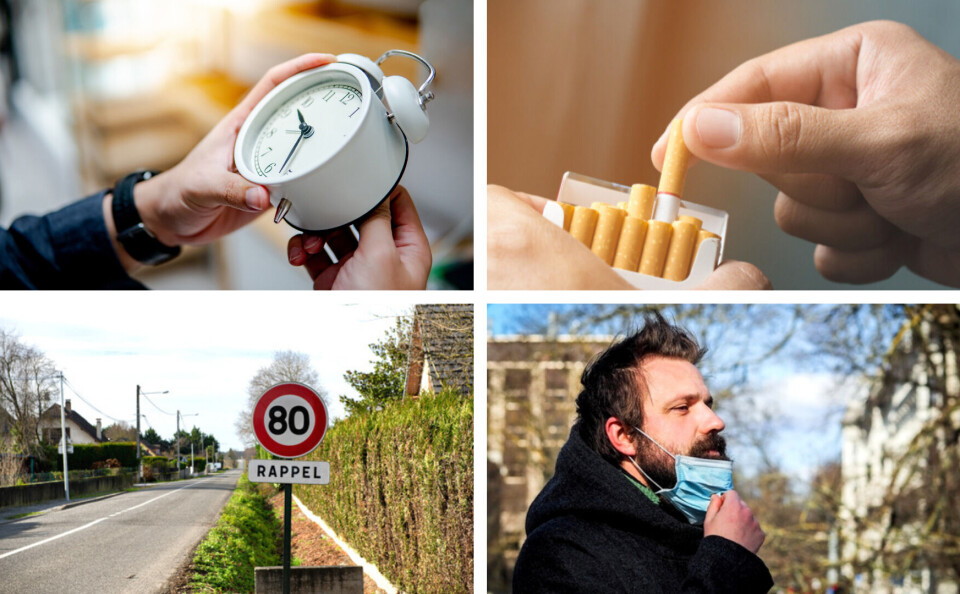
142 393 175 416
61 377 129 424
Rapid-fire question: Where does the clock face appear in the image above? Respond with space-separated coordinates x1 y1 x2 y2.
252 80 364 179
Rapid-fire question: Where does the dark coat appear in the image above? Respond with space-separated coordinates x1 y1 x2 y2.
513 426 774 593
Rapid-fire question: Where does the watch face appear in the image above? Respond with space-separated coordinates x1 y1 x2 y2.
249 71 365 180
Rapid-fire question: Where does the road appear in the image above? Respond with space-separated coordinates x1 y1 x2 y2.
0 470 240 594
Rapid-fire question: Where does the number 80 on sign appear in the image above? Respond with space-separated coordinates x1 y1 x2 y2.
252 383 328 458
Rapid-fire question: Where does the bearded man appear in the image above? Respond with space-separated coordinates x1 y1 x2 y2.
513 314 773 593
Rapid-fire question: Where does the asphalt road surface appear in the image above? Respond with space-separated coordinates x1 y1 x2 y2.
0 470 240 594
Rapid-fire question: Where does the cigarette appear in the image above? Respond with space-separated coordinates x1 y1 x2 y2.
653 119 689 222
662 219 699 281
678 215 702 233
569 205 599 247
557 202 576 231
637 220 673 277
590 203 626 266
613 216 648 271
628 184 656 220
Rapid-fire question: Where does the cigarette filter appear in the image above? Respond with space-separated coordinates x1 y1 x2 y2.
613 216 648 271
662 220 698 281
557 202 576 231
628 184 657 220
638 220 673 277
678 215 702 233
590 204 626 265
569 205 599 247
653 119 690 222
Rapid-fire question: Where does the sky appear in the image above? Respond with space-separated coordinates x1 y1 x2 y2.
0 293 420 452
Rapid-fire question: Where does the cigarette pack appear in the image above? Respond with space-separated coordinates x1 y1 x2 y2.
544 172 728 289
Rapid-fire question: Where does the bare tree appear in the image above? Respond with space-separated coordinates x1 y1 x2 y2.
103 421 137 442
0 328 57 457
234 351 325 447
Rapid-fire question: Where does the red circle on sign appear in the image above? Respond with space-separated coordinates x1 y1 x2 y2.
253 383 328 458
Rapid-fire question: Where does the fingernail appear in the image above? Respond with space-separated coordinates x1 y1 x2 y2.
245 187 264 211
288 247 303 263
695 107 741 149
303 236 321 251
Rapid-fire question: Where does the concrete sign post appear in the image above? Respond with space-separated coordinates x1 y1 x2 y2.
252 383 329 594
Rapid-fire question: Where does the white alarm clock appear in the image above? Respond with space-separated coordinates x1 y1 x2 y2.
234 50 435 231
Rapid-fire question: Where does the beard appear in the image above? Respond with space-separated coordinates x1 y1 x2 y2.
634 430 729 490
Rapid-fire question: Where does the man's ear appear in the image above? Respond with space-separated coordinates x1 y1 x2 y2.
604 417 638 457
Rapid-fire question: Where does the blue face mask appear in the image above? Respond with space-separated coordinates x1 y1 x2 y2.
628 427 734 525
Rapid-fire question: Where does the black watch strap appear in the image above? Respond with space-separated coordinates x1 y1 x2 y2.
111 171 181 265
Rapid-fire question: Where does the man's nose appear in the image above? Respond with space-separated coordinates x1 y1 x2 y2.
699 405 725 434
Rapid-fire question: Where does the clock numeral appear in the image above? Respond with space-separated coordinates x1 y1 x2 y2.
301 96 315 107
280 106 292 117
263 163 275 174
260 147 273 157
339 92 355 104
349 107 360 118
265 128 277 138
322 90 336 102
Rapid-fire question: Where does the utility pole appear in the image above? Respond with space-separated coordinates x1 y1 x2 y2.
58 371 69 501
176 410 180 479
190 442 194 475
136 385 141 482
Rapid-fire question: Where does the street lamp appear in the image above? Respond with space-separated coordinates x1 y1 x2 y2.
136 386 168 482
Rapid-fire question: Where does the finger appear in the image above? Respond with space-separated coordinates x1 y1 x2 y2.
287 234 307 266
325 226 360 261
356 198 395 258
759 173 865 212
311 257 343 290
680 101 875 179
774 192 897 250
696 260 772 290
705 494 725 523
304 248 336 280
652 25 863 166
813 240 907 284
197 173 270 212
907 241 960 288
488 185 550 214
301 232 325 255
388 187 432 269
234 53 337 117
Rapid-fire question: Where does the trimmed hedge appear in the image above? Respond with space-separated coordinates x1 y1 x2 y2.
64 442 137 470
296 390 473 593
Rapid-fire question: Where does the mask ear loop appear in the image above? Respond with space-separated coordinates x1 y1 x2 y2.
627 426 676 492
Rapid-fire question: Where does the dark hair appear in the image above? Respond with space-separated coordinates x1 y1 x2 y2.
575 312 706 464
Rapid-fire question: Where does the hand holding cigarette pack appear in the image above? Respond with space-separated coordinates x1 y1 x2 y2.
542 119 728 289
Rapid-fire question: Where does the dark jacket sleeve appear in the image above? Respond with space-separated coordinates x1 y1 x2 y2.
681 535 774 593
0 192 145 289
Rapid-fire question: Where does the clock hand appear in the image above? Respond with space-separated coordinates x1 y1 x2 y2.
278 109 316 175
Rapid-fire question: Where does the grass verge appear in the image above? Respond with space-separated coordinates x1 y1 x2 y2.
186 475 281 593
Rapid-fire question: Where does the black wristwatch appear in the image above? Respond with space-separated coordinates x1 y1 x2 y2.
111 171 181 265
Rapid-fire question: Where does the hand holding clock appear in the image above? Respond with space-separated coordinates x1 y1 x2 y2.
287 185 432 290
102 54 338 274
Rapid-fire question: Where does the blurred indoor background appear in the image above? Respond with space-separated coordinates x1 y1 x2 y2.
0 0 472 289
488 0 960 290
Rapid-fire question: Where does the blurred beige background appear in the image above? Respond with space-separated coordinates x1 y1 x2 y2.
488 0 960 290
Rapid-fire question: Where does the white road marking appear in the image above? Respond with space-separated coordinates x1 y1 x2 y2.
0 477 219 561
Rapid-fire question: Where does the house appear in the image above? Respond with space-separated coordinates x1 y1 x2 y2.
486 333 613 591
404 304 473 397
840 306 960 593
38 399 105 446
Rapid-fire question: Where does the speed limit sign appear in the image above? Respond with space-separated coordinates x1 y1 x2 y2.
253 383 328 458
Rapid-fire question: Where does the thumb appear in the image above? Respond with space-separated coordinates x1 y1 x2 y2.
683 102 872 179
196 172 270 213
704 493 724 524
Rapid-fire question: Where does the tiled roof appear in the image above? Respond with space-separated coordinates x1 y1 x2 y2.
410 304 473 396
40 404 104 443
